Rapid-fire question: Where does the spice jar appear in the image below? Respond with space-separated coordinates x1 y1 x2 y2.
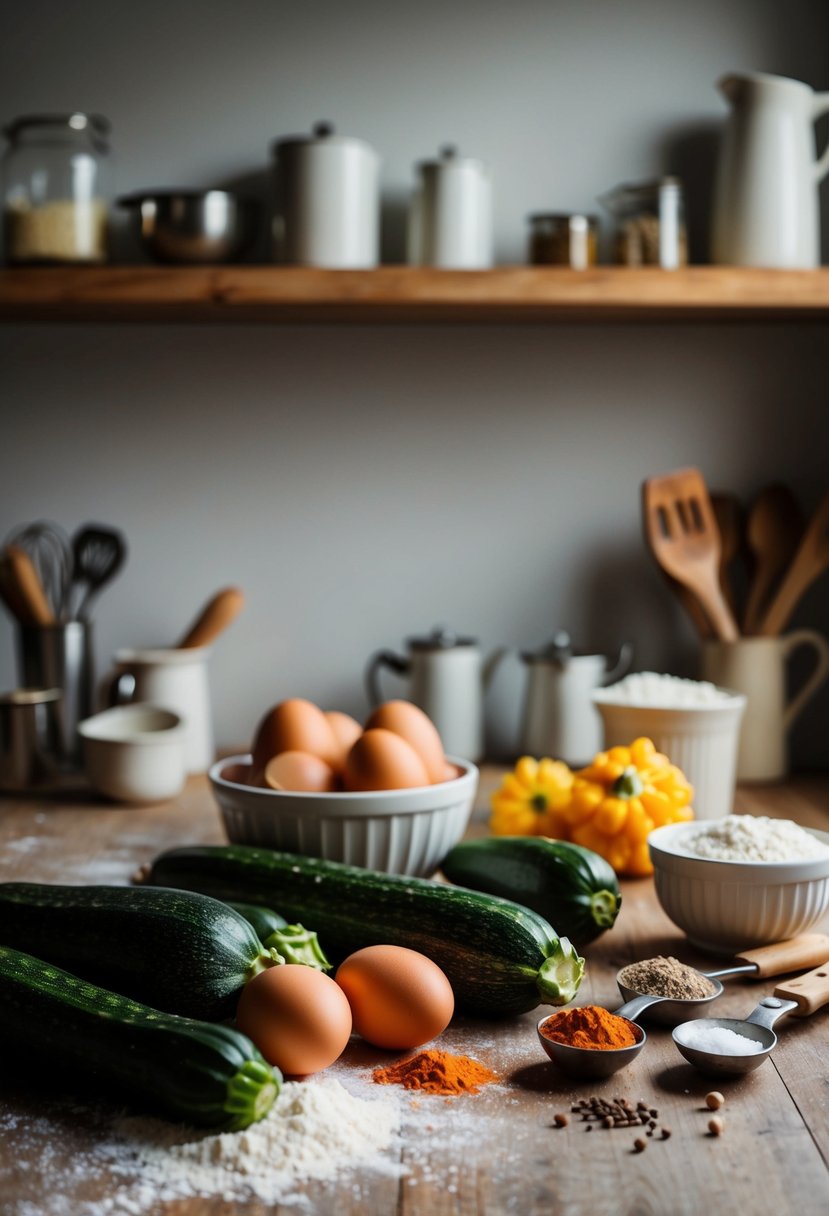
599 177 687 269
2 113 111 264
528 213 598 268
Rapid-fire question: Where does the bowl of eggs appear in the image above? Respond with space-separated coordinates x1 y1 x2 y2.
209 697 478 876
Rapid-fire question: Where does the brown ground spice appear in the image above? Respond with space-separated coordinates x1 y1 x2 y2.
372 1049 498 1094
618 956 716 1001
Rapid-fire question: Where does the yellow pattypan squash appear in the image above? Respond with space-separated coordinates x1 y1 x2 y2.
489 737 694 878
489 755 574 838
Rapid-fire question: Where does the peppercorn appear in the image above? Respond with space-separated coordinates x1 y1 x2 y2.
554 1113 569 1128
633 1138 647 1153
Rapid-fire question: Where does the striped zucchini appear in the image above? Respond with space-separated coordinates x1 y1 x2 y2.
0 946 280 1129
148 845 585 1017
0 883 282 1020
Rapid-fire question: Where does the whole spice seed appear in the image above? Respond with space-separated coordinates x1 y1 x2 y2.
554 1113 569 1127
618 956 717 1001
633 1138 647 1153
708 1116 725 1137
705 1091 725 1110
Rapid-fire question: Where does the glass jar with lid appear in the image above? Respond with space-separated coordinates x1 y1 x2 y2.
2 113 111 264
599 177 687 269
528 213 599 268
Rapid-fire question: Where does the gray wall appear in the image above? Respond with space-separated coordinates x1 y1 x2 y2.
1 0 828 765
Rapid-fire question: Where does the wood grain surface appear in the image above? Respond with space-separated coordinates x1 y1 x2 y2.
0 770 828 1215
4 266 829 325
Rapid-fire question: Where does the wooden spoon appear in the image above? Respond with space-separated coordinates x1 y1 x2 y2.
3 545 56 626
642 468 740 642
743 484 805 635
177 586 245 649
757 488 829 636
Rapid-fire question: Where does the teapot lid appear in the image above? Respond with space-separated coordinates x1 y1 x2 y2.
407 625 478 651
521 629 574 665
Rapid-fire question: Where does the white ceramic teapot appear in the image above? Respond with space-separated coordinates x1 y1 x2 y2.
365 627 502 762
518 632 633 767
712 71 829 268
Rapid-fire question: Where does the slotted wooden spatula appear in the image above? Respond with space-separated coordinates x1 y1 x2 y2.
642 467 740 642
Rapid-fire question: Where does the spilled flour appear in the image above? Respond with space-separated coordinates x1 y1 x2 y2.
2 1076 400 1214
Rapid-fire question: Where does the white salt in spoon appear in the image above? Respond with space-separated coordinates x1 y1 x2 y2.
672 962 829 1077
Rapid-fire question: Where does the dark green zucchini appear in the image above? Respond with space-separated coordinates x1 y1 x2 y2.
149 845 585 1017
0 883 283 1020
0 945 280 1129
228 901 288 940
226 900 331 970
440 837 621 946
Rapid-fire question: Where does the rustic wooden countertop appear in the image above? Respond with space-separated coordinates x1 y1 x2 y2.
1 769 828 1215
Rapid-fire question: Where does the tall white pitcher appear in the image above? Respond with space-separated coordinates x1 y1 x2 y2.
712 72 829 268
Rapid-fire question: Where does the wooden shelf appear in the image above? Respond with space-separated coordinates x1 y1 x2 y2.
2 265 829 324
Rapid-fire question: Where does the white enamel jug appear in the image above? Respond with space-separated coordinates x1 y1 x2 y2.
712 72 829 268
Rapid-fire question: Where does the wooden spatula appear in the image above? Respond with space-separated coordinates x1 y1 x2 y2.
757 488 829 636
743 484 804 634
711 492 743 619
177 586 245 649
642 468 740 642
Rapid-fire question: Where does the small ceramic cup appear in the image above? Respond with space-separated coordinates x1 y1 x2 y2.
79 703 187 803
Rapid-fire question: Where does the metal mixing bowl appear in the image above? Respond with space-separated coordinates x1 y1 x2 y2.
118 190 260 264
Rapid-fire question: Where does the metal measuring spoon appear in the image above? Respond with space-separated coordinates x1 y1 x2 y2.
536 993 661 1079
616 933 829 1025
672 961 829 1077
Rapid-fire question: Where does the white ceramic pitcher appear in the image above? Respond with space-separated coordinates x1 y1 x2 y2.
104 647 214 774
712 72 829 268
701 631 829 781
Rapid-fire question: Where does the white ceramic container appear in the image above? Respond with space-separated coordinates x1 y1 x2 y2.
592 690 746 819
79 704 186 803
273 123 379 268
408 147 492 269
105 646 214 773
209 754 478 877
712 71 829 268
701 631 829 782
649 821 829 953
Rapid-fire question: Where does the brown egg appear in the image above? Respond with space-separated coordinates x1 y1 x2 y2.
365 700 446 783
263 750 338 793
441 761 462 782
249 699 339 784
335 945 455 1050
343 728 430 791
324 710 363 771
236 964 352 1076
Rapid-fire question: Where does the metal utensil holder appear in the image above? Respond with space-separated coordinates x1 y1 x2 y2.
16 622 94 766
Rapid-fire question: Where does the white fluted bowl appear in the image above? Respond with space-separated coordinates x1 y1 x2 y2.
208 754 478 877
648 821 829 954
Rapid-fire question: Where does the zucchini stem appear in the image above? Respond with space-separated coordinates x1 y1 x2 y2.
223 1058 281 1129
590 889 622 930
536 937 585 1007
263 925 331 971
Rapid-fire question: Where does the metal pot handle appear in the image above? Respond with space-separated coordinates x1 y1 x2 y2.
604 641 633 686
364 649 410 708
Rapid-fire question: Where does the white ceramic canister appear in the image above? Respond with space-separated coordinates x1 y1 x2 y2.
272 122 379 268
408 146 492 269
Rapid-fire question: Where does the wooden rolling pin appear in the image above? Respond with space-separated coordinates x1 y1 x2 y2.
774 961 829 1017
3 545 55 626
177 586 245 649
